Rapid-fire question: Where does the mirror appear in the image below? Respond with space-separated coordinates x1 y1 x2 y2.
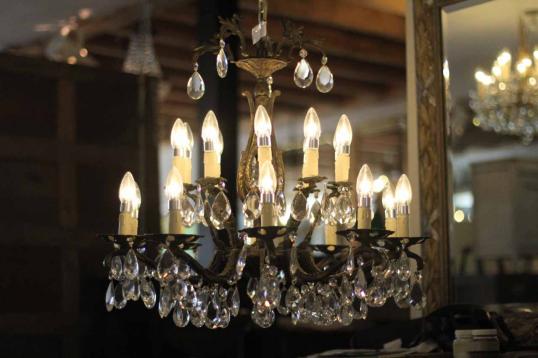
442 0 538 304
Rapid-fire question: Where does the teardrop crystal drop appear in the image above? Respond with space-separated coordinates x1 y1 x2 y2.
339 304 354 326
235 245 248 278
122 278 137 301
336 193 356 226
294 58 313 88
229 286 240 317
210 191 232 229
353 299 368 320
307 197 321 224
173 306 190 327
180 196 196 227
243 191 260 221
216 48 228 78
291 191 307 221
158 285 174 318
354 268 367 299
110 255 123 280
247 277 258 299
124 249 139 280
396 251 412 281
408 281 426 309
105 281 115 312
187 70 205 100
316 65 334 93
275 191 286 217
140 277 157 309
194 192 205 224
344 248 354 276
156 249 178 284
113 281 127 309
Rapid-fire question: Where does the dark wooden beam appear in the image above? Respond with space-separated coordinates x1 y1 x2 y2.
238 0 405 41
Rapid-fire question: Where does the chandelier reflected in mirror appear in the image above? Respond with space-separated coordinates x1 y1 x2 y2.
100 0 431 329
470 12 538 144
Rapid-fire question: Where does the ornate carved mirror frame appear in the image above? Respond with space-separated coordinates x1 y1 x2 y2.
412 0 469 312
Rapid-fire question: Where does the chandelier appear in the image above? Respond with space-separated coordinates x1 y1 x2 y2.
470 15 538 144
100 0 430 329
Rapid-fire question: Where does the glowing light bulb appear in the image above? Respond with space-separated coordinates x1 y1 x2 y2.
171 118 193 156
443 59 450 81
201 110 220 149
516 57 532 75
254 105 272 145
216 130 223 156
395 174 412 207
333 114 352 155
133 181 141 212
497 50 511 66
382 184 396 211
258 161 276 196
356 164 373 198
373 175 389 193
118 171 137 205
474 69 487 83
303 107 321 143
164 167 183 201
454 209 465 223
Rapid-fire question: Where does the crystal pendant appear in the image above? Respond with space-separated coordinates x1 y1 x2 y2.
396 251 412 281
187 63 205 100
294 49 313 88
344 247 355 276
353 299 368 320
243 191 260 221
340 276 353 305
339 304 354 326
110 255 123 280
235 245 248 278
122 278 137 301
124 249 139 280
229 286 240 317
140 277 157 309
275 191 286 217
216 40 228 78
158 285 174 318
210 191 232 229
156 249 178 284
291 191 308 221
247 277 257 299
180 195 196 227
354 268 367 299
194 191 205 225
307 196 321 224
113 281 127 309
336 192 355 226
105 280 115 312
316 57 334 93
173 306 190 327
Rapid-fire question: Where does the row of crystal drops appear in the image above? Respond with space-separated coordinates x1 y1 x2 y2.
187 40 335 100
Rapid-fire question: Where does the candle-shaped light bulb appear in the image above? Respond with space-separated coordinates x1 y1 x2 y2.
165 167 183 234
201 110 222 177
118 171 137 205
302 107 321 177
303 107 321 146
254 105 272 145
133 181 141 212
516 56 532 76
164 167 183 202
333 114 352 182
395 174 412 237
333 114 352 155
373 175 389 193
259 161 277 226
216 130 223 162
171 119 193 183
201 110 220 150
118 171 138 235
496 49 511 80
254 105 273 171
382 184 396 236
259 161 276 197
356 164 373 229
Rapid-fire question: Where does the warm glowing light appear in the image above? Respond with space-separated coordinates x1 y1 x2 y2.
443 59 450 81
497 50 511 66
133 181 141 210
216 130 224 156
529 77 537 86
491 64 502 78
472 118 481 127
201 110 220 146
395 174 412 206
171 118 193 152
78 8 93 20
60 25 71 37
373 175 389 193
356 164 373 197
303 107 321 140
79 48 88 57
258 161 276 194
333 114 352 152
516 57 531 75
454 209 465 223
382 184 395 210
499 82 506 91
164 167 183 201
119 171 137 204
475 69 494 85
254 105 272 139
67 56 77 65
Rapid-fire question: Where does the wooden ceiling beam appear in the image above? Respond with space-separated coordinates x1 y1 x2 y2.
238 0 405 41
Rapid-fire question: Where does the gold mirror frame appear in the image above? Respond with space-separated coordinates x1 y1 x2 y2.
411 0 468 312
